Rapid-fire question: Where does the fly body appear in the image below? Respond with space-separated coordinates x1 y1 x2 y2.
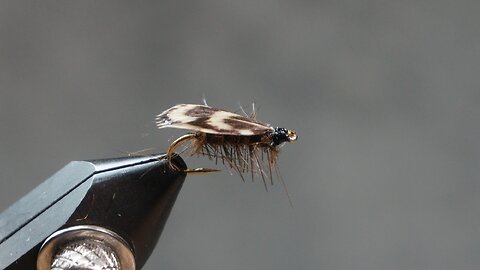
156 104 297 193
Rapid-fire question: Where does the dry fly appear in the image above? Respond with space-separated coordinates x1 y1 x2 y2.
155 104 297 194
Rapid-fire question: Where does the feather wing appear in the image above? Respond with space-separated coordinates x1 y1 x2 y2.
156 104 273 135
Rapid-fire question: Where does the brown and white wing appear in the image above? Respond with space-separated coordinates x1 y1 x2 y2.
156 104 273 135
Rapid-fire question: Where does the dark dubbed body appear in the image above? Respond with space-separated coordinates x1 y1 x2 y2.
196 127 293 148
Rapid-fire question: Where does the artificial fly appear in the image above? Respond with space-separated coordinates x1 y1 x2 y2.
156 104 297 202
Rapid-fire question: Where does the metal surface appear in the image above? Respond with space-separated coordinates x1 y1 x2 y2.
0 154 186 270
50 239 121 270
38 225 133 270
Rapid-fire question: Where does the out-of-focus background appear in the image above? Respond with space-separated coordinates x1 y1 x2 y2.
1 1 479 269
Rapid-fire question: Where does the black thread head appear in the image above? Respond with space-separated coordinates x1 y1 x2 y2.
272 127 298 146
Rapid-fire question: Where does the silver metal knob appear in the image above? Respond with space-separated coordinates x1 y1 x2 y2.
37 225 135 270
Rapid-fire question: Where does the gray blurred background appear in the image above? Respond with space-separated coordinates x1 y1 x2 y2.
1 1 479 269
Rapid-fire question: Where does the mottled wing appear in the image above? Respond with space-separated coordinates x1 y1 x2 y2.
156 104 273 135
